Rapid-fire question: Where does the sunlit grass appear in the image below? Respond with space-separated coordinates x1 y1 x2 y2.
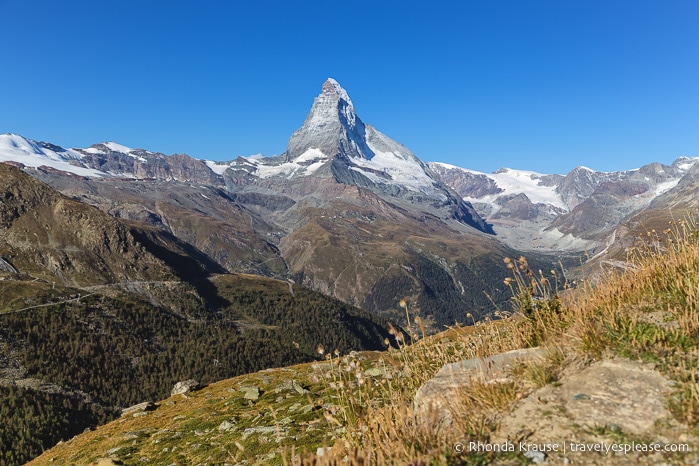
296 214 699 465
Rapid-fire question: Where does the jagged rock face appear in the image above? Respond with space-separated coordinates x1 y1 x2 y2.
555 163 684 211
594 160 699 263
549 162 685 241
555 167 622 209
286 78 373 163
0 134 224 186
660 160 699 209
491 193 541 221
33 173 288 277
77 146 224 185
428 163 503 198
430 158 699 253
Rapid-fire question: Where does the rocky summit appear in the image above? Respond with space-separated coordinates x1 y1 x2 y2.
224 78 492 234
286 77 371 162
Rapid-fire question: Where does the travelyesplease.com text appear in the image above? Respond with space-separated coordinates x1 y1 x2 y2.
453 440 690 455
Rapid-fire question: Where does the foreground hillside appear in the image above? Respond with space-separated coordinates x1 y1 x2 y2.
28 216 699 465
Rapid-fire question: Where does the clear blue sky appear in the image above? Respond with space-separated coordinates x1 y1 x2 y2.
1 0 697 174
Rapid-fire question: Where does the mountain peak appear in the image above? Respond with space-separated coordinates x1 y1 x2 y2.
321 78 353 105
321 77 340 92
285 78 365 162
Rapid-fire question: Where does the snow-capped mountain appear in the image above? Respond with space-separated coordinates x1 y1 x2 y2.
429 163 566 213
2 78 698 258
429 157 698 251
222 79 444 196
0 133 223 185
3 77 699 327
220 78 492 233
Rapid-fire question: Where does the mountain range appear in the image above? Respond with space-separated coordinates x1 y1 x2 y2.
2 78 698 464
2 79 696 323
3 78 698 320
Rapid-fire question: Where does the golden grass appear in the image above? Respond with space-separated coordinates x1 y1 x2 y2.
295 214 699 465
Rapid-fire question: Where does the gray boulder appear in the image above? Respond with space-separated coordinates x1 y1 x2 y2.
239 385 260 400
171 379 199 396
414 347 548 428
121 401 155 417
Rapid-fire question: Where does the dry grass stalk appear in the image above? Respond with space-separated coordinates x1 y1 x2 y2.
298 213 699 465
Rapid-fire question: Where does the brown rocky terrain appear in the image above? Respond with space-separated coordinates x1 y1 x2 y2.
0 163 179 286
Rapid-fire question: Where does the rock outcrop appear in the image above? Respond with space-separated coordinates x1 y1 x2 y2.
120 401 156 417
414 347 548 427
171 379 200 396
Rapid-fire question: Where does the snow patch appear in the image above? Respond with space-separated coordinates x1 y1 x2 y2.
103 141 133 153
432 162 569 211
295 147 328 163
244 148 329 179
205 160 231 175
479 167 566 210
349 142 439 195
654 179 680 196
323 78 353 107
0 133 106 177
255 162 301 178
677 158 699 171
81 142 148 162
304 159 327 175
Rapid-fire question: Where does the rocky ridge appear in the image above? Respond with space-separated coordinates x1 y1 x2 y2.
0 163 180 286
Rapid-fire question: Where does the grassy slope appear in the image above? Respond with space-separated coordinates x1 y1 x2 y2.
28 215 699 465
